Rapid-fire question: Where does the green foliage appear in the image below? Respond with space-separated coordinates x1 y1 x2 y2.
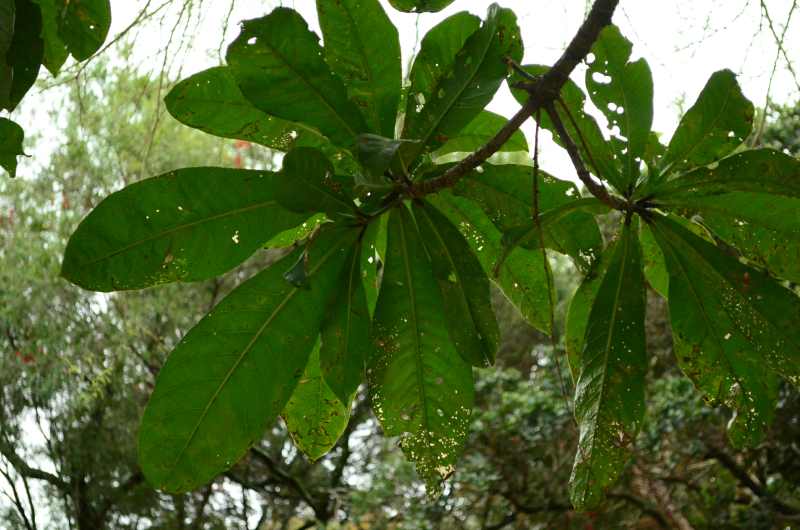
0 117 24 177
57 0 800 514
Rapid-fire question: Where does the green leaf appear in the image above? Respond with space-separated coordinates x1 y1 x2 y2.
585 25 653 193
320 240 371 405
388 0 455 12
166 67 330 152
360 214 387 315
0 117 25 177
509 64 621 189
355 133 416 182
402 5 522 162
0 0 13 103
61 167 306 292
433 110 528 158
648 214 791 447
564 246 614 383
429 192 554 334
283 341 352 460
639 222 669 298
452 164 603 272
651 149 800 283
139 225 359 493
58 0 110 60
2 0 43 112
34 0 69 75
569 221 647 510
276 147 355 217
370 205 474 492
316 0 401 137
413 200 500 367
264 214 326 249
226 8 368 149
662 70 754 174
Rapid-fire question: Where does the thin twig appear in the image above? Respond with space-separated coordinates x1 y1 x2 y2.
412 0 621 197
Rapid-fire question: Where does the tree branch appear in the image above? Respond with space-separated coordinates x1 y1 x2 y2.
413 0 620 196
0 440 68 491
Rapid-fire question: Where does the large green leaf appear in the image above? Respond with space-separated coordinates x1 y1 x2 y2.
317 0 401 137
638 222 669 299
139 225 359 493
34 0 69 75
320 239 371 406
648 214 790 446
0 117 24 177
433 110 528 158
0 0 12 103
402 5 522 162
570 221 647 510
226 8 368 149
452 164 603 272
388 0 455 12
59 0 110 60
661 70 754 175
585 25 653 193
564 246 614 383
166 67 326 152
62 167 306 292
283 341 352 460
276 147 356 218
413 200 499 367
429 192 554 334
651 149 800 283
510 64 621 190
369 206 474 492
2 0 43 111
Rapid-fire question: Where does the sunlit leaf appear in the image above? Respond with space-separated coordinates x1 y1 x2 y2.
413 200 500 367
370 206 474 492
61 167 306 291
226 8 368 149
317 0 401 137
570 221 647 510
139 225 359 493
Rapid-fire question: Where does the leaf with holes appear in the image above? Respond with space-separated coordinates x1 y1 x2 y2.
226 8 368 149
138 225 358 493
401 5 522 163
61 168 306 292
369 206 474 493
647 214 794 447
586 25 653 193
570 221 647 510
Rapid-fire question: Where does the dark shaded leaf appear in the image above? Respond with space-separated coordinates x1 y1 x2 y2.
317 0 401 137
283 341 352 460
35 0 69 75
139 225 359 493
0 117 25 177
59 0 110 60
648 214 791 447
585 25 653 193
320 239 371 405
369 206 474 492
276 147 355 218
413 200 499 367
570 221 647 510
62 167 306 291
226 8 368 149
2 0 43 111
402 5 522 162
360 214 387 315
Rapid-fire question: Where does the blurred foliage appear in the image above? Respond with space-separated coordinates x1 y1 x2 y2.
1 61 800 529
